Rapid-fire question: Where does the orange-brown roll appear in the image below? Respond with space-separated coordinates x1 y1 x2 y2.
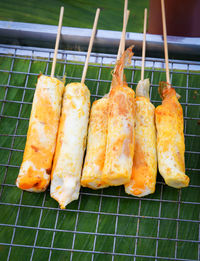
125 79 157 197
16 74 64 192
155 82 189 188
102 46 135 186
81 96 109 189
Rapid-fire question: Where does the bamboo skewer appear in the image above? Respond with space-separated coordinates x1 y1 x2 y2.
116 9 130 61
141 8 147 81
161 0 170 84
121 0 128 56
51 6 64 78
111 8 130 87
81 8 100 84
118 0 128 81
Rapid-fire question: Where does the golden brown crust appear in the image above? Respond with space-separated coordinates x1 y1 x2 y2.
83 46 135 188
81 97 109 189
125 95 157 197
155 84 189 188
102 85 135 186
16 75 64 192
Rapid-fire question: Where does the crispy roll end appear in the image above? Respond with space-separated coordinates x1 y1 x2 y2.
165 174 190 188
16 161 50 192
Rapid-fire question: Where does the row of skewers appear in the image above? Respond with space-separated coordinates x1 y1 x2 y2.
16 0 189 209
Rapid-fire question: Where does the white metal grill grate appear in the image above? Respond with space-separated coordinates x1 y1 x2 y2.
0 44 199 261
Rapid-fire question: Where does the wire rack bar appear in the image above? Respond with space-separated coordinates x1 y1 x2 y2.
0 242 198 261
1 202 199 223
0 224 198 244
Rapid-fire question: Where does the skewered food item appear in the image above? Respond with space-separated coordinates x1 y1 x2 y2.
16 7 65 192
50 83 90 209
16 75 64 192
125 79 157 196
156 1 189 188
81 96 109 189
102 46 135 186
125 9 157 197
81 6 130 190
155 82 189 188
50 8 100 208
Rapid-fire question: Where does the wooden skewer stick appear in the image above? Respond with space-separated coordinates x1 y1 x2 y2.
116 9 130 62
119 0 128 82
51 6 64 78
111 9 129 89
141 8 147 81
81 8 100 84
161 0 170 84
120 0 128 57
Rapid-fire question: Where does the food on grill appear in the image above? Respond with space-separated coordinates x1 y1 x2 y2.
81 6 130 190
50 82 90 209
155 82 190 188
16 6 65 193
50 8 99 208
16 75 64 192
102 46 135 186
81 96 109 189
125 79 157 196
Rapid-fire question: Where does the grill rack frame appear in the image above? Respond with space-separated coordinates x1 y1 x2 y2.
0 44 199 261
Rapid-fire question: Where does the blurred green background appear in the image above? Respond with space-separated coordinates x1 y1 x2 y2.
0 0 149 32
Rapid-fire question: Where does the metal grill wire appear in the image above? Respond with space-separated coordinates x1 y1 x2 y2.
0 44 199 261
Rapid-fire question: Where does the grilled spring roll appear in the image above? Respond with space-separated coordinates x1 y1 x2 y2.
81 96 109 189
125 79 157 197
102 46 135 186
155 82 189 188
16 75 64 192
50 82 90 209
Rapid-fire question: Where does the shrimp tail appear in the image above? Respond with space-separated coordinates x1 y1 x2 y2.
112 45 134 88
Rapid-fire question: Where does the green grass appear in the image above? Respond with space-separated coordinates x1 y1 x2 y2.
0 55 199 261
0 0 149 33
